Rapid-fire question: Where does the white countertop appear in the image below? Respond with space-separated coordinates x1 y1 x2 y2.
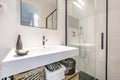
1 46 79 78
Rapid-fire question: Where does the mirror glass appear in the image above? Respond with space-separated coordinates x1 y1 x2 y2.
21 0 57 30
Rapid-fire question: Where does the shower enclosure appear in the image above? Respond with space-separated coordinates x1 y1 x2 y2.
66 0 106 80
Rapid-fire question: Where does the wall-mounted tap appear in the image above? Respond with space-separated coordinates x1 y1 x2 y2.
42 36 48 48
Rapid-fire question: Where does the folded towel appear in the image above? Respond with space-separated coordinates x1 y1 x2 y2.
45 62 62 72
45 64 66 79
46 71 65 80
47 72 65 80
53 74 65 80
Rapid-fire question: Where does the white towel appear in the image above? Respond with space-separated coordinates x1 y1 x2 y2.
46 72 65 80
45 64 66 79
52 73 65 80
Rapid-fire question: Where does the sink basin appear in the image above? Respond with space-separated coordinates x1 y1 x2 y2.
30 46 69 54
29 46 77 55
2 46 79 78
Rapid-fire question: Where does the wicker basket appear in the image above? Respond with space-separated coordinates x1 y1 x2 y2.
12 67 45 80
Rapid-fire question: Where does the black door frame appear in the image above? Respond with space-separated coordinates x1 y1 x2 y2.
106 0 108 80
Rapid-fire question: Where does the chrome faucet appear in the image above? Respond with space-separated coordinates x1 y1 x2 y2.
42 36 47 48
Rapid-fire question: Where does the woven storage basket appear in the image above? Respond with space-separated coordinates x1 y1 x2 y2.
12 67 45 80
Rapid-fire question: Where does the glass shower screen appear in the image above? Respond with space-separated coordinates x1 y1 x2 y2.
66 0 97 79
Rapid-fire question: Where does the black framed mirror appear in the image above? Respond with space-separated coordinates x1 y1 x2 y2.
21 0 57 30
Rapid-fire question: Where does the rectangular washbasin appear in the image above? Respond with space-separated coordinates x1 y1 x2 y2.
2 46 79 78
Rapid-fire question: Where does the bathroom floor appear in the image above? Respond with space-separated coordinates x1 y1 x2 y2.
79 71 98 80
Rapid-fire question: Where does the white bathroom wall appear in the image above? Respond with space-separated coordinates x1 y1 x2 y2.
108 0 120 80
67 0 96 45
0 0 17 78
67 0 79 46
0 0 65 78
78 8 96 78
0 0 17 62
16 0 65 48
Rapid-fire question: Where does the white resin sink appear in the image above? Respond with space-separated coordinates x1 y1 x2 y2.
2 46 79 78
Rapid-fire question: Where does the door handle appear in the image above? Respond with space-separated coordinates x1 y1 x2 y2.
101 33 104 49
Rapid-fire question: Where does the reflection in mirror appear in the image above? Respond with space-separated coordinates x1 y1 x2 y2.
21 0 57 30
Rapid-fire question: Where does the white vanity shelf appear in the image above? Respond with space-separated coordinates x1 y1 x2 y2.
1 46 79 78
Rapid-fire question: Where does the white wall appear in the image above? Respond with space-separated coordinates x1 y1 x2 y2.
67 0 95 45
108 0 120 80
17 0 65 48
0 0 65 78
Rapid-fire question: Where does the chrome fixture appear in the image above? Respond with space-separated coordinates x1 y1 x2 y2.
42 36 47 48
